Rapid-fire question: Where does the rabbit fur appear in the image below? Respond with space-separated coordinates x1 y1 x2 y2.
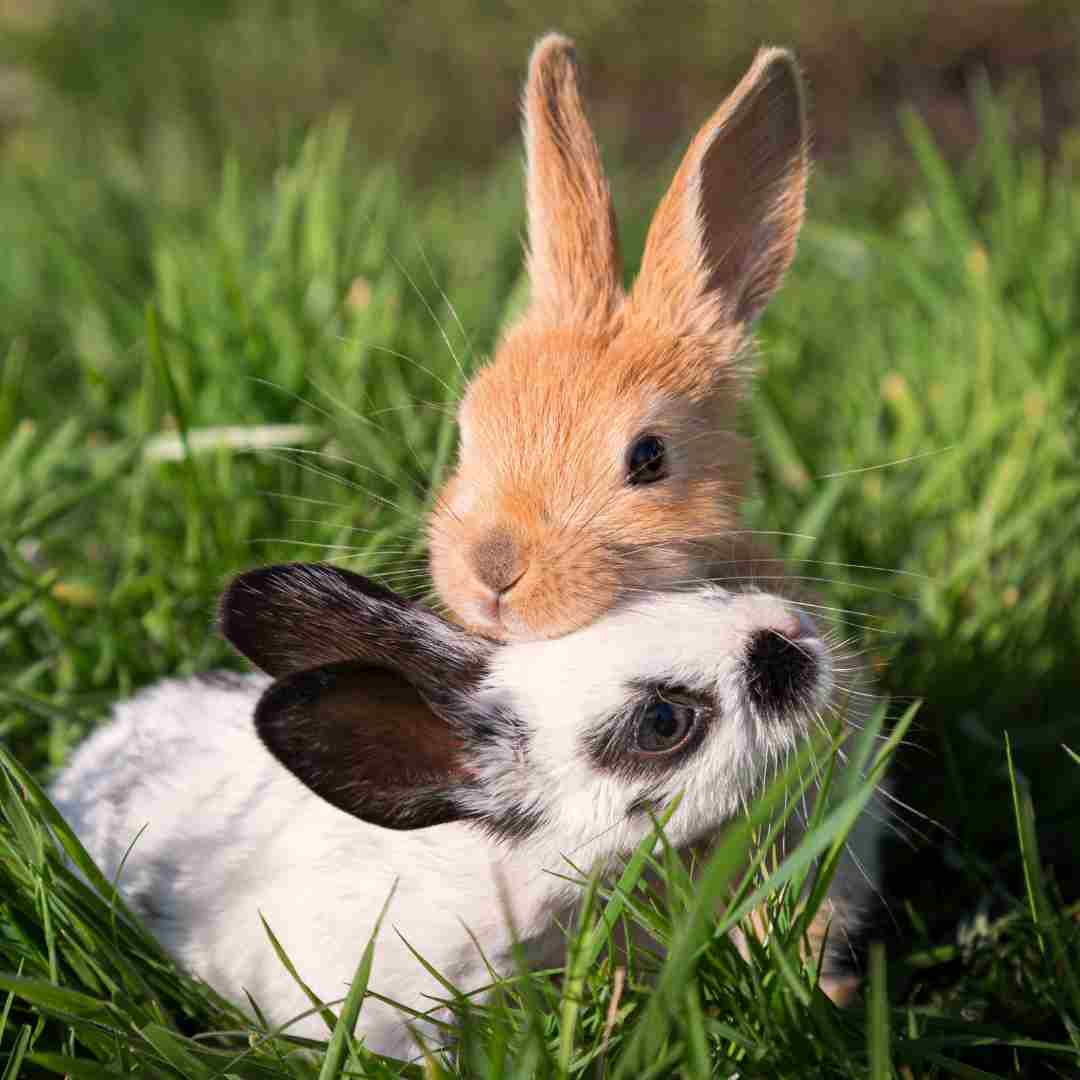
51 563 879 1059
429 35 811 641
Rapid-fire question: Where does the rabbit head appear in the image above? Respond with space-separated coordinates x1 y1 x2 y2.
429 35 808 640
221 562 837 863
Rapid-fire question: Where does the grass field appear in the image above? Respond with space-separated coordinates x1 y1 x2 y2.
1 18 1080 1076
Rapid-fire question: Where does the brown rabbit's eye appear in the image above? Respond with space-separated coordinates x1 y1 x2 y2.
636 697 697 753
626 435 668 485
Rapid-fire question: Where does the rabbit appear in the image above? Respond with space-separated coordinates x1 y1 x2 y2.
428 34 810 641
50 562 880 1059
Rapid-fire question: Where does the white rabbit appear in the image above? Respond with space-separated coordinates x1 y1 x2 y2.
51 563 878 1059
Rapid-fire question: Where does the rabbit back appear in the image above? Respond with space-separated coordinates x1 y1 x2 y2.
48 671 552 1054
51 672 274 906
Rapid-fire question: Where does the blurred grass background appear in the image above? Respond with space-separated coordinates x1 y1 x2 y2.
1 0 1080 1074
2 0 1079 175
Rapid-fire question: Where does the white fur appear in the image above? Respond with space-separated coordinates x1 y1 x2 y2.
51 588 878 1059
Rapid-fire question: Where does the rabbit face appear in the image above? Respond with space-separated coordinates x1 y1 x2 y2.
463 586 831 861
430 327 751 641
222 565 836 868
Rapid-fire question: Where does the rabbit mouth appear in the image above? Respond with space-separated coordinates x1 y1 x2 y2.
430 519 627 641
458 576 531 640
463 565 625 642
462 568 530 636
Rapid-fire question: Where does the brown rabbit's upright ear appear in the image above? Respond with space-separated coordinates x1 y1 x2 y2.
522 33 623 326
628 48 808 339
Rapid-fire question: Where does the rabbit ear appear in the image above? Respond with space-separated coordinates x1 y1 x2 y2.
223 564 505 830
522 33 623 326
219 563 490 689
255 661 476 830
628 48 807 338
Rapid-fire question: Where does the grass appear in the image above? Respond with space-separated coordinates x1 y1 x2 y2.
0 56 1079 1077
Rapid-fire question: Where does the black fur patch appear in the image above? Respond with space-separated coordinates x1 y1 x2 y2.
460 695 544 841
743 629 818 716
484 800 547 841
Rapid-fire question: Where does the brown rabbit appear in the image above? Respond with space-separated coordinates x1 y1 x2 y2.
429 34 808 640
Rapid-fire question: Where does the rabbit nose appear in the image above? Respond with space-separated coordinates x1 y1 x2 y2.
470 528 527 596
774 609 817 641
744 628 818 714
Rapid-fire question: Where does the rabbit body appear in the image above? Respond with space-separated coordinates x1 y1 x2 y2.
51 672 570 1056
52 567 879 1059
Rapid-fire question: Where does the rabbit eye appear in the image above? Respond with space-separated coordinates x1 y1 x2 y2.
585 686 710 774
626 435 668 485
635 696 698 753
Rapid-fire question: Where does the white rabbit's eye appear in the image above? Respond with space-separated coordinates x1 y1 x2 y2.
626 435 668 485
635 696 698 753
584 686 711 774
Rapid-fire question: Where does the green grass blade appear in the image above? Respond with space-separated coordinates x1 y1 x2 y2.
557 872 599 1074
0 747 147 936
867 943 890 1080
0 973 109 1019
1005 734 1080 1044
0 1024 31 1080
28 1054 167 1080
317 884 396 1078
139 1023 214 1079
258 913 338 1036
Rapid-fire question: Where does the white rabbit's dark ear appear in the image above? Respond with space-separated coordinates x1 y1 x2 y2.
223 564 537 834
255 661 475 830
628 48 808 338
219 563 490 688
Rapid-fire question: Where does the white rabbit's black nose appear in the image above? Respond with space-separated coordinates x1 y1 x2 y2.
744 628 818 713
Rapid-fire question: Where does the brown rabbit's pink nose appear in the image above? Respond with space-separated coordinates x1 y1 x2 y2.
470 527 527 598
